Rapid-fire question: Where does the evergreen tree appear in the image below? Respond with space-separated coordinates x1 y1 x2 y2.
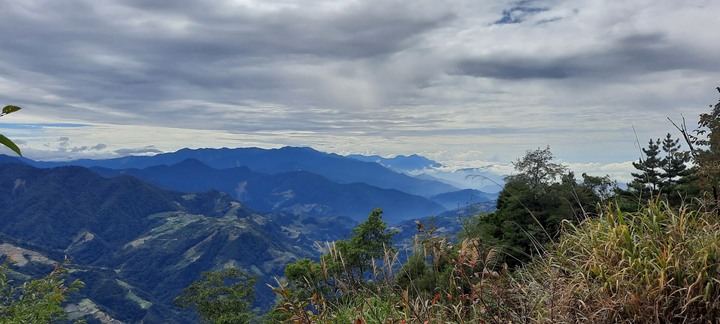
622 134 694 209
660 133 692 203
630 138 663 196
344 208 395 277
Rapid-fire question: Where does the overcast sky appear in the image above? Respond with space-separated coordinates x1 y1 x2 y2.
0 0 718 180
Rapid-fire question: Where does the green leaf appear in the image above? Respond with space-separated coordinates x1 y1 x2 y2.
0 134 22 156
1 105 21 116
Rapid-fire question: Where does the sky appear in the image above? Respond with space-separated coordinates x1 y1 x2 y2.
0 0 718 182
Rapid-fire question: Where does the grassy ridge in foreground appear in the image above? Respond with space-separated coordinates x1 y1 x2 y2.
523 201 720 323
270 201 720 323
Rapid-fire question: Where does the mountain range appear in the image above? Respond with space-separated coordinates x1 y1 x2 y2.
17 147 497 223
0 161 358 322
25 147 458 198
0 147 497 321
89 159 446 224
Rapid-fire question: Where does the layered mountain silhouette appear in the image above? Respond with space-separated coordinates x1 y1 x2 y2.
0 162 356 322
26 147 459 197
90 159 446 223
12 147 502 224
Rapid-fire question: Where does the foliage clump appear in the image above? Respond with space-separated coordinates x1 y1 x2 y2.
0 261 83 323
174 267 256 324
466 146 612 266
269 208 399 323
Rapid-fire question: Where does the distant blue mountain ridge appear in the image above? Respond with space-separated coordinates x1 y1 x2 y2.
90 159 448 223
346 152 505 194
23 147 457 197
1 146 497 223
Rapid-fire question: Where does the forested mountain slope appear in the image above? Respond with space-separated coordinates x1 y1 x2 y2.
0 162 354 322
90 158 446 223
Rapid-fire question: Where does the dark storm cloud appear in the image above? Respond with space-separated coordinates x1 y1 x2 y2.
0 1 451 106
454 59 570 80
452 32 713 80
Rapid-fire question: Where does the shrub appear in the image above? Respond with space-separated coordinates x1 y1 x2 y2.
0 260 83 323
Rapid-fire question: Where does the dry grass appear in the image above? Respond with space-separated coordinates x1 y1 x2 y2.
270 200 720 323
520 200 720 323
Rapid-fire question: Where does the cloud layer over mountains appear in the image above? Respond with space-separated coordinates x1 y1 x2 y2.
0 0 718 178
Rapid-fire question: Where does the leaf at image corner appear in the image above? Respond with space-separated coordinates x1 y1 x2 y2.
0 134 22 156
1 105 21 116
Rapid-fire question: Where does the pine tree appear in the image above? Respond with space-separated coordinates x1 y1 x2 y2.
660 133 691 203
630 138 663 196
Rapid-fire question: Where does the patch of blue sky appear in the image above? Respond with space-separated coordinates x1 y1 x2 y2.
0 123 89 129
494 4 548 25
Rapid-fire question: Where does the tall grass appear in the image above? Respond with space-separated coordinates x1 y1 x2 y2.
269 200 720 323
521 200 720 323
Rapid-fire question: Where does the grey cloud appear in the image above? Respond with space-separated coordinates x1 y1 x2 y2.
0 0 453 125
90 143 108 150
69 143 108 152
120 1 452 58
1 1 450 69
114 146 163 155
53 137 108 153
57 137 70 151
0 0 718 168
452 32 714 80
454 59 570 80
70 146 88 153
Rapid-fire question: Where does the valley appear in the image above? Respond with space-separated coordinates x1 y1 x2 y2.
0 147 496 322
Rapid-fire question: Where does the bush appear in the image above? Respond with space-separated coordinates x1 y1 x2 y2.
0 261 83 323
